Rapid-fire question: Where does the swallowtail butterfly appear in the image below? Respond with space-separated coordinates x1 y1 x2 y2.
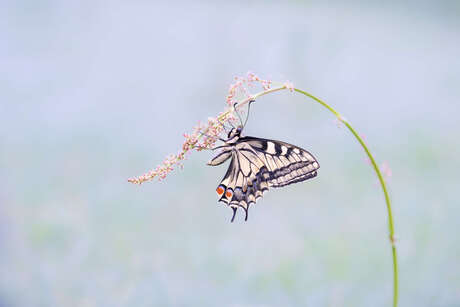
208 117 320 222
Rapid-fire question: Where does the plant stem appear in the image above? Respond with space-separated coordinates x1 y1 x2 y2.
217 85 287 123
221 85 398 306
294 88 398 307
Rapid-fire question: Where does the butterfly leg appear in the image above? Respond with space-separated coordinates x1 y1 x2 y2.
198 131 227 143
210 145 229 151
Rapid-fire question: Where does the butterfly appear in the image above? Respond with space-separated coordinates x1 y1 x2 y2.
207 103 320 222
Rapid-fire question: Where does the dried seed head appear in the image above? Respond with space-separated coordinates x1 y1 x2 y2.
128 72 280 184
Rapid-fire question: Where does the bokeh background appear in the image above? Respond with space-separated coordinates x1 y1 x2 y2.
1 1 459 306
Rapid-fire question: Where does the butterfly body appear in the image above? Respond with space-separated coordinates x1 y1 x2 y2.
208 127 319 222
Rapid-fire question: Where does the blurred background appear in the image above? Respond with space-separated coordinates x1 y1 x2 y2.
1 1 459 306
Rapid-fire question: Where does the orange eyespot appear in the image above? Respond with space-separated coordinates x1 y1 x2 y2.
216 186 224 195
226 190 233 198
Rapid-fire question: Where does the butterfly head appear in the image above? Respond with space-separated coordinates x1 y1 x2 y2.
227 126 243 139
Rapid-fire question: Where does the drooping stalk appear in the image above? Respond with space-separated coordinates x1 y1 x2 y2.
226 85 398 307
294 88 398 307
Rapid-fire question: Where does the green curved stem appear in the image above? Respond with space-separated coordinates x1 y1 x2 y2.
222 85 398 306
294 88 398 307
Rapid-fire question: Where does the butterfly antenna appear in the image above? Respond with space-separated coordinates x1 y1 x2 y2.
243 99 255 129
233 102 245 127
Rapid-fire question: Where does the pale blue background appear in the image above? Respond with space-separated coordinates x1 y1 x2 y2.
1 1 459 306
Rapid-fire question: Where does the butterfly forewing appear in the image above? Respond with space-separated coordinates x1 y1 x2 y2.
239 137 319 187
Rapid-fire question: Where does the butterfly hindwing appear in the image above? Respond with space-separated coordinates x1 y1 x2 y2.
213 136 319 222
